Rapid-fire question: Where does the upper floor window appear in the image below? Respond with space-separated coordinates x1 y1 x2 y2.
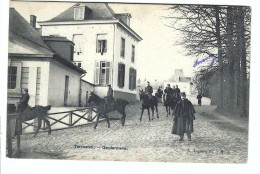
120 38 125 58
97 40 107 55
73 34 83 55
8 66 17 89
131 45 135 63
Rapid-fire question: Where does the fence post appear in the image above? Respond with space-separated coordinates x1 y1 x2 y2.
69 112 72 126
7 118 13 157
88 108 92 121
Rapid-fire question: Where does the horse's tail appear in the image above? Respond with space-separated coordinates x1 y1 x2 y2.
44 105 51 111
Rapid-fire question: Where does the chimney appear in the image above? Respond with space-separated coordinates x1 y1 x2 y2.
115 13 131 26
30 15 36 28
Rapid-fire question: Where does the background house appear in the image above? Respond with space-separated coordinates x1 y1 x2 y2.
7 8 85 112
164 69 193 95
38 3 142 102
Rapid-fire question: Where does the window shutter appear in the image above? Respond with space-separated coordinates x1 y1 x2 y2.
134 69 137 90
104 40 107 53
118 64 125 88
118 64 121 87
95 61 100 85
97 40 101 53
106 62 111 85
122 64 125 87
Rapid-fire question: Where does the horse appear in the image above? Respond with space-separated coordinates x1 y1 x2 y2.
163 93 175 117
88 92 129 129
139 90 159 121
16 104 52 137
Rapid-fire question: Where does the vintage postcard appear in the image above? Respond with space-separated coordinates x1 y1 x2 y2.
3 0 253 167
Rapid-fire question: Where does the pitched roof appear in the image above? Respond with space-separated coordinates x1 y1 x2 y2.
9 8 85 74
45 3 117 22
9 8 53 54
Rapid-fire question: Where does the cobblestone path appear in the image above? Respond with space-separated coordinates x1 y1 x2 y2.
18 102 248 163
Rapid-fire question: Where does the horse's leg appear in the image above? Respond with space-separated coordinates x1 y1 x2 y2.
140 107 144 121
105 112 110 128
33 118 42 137
118 106 126 126
94 113 100 129
43 117 51 135
147 108 150 121
151 107 155 120
165 105 168 117
156 104 159 119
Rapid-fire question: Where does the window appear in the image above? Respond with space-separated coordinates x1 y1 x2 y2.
78 63 81 68
129 68 137 90
35 67 41 105
97 40 107 54
73 34 83 55
120 38 125 58
74 7 85 20
131 45 135 63
118 63 125 88
21 67 29 92
94 61 111 85
8 66 17 89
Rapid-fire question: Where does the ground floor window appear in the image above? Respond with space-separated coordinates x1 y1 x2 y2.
95 61 111 85
129 68 136 90
118 63 125 88
8 66 17 89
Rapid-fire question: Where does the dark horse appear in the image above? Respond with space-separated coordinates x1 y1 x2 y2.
16 104 52 137
163 93 175 117
139 90 159 121
88 92 129 129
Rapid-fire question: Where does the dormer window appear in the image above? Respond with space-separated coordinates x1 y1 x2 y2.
74 6 85 20
73 5 92 21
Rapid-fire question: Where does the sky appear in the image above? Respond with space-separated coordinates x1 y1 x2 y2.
9 1 197 82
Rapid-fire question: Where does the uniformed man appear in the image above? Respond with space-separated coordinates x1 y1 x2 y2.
105 85 114 110
175 85 181 100
197 94 203 106
145 81 153 100
17 89 30 112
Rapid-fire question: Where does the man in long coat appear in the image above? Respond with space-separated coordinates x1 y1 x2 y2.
172 92 195 141
17 89 30 112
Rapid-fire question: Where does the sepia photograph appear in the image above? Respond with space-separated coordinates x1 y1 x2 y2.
1 0 259 173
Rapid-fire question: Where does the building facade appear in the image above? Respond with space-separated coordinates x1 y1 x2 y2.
8 8 85 112
38 3 142 101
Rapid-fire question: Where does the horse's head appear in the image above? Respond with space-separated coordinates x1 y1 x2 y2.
139 89 145 99
88 92 101 105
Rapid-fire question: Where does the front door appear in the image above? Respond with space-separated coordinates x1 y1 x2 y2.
64 75 69 106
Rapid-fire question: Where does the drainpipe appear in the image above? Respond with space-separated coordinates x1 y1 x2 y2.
112 24 116 97
79 73 86 107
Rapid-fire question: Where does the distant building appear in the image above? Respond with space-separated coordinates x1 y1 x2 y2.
8 8 85 112
38 3 142 102
164 69 193 95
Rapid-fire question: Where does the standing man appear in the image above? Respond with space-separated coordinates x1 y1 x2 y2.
197 94 203 106
17 89 30 112
145 81 153 100
172 92 195 141
175 85 181 100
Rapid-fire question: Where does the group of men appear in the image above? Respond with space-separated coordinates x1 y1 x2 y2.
143 82 196 141
18 83 196 141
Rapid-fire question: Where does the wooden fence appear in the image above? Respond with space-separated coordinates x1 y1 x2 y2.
7 107 96 157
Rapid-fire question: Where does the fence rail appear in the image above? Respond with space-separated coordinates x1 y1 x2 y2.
7 107 96 157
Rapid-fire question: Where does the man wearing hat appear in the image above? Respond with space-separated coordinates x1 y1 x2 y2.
172 92 196 141
145 81 153 100
105 85 114 110
17 89 30 112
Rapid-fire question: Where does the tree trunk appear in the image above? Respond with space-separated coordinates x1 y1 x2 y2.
236 7 247 117
215 6 224 112
226 6 235 114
